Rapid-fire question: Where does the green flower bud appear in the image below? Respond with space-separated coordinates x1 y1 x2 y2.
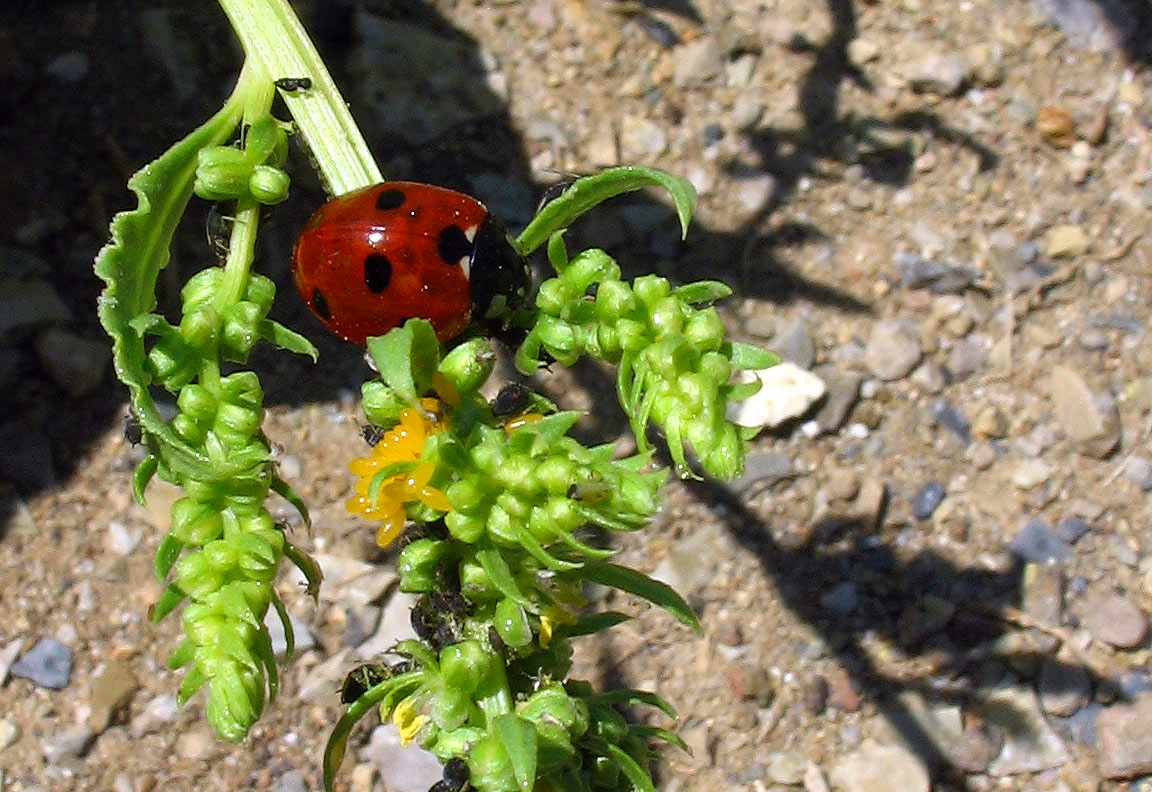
431 686 471 731
248 165 290 205
204 664 264 743
180 268 223 310
536 279 569 314
197 145 247 169
446 513 486 545
439 338 495 397
446 478 487 514
171 413 206 444
535 457 576 496
146 335 197 390
536 317 579 364
493 597 532 648
221 300 263 361
534 720 577 774
244 274 276 313
360 381 405 426
467 735 518 792
649 296 685 336
459 557 499 601
427 726 485 761
684 307 725 352
173 552 224 599
565 248 617 292
397 538 449 592
170 497 225 545
594 279 634 321
194 155 251 201
615 318 647 353
487 504 519 547
242 116 287 165
439 640 491 695
203 538 239 571
700 350 731 385
633 274 671 308
179 305 220 350
213 401 263 444
177 383 218 425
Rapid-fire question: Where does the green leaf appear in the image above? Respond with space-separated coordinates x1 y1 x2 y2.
260 319 318 360
322 673 422 792
633 724 689 753
516 166 696 255
271 593 295 662
492 714 538 792
672 281 731 304
132 455 158 505
591 688 676 719
576 562 699 631
555 611 631 639
154 534 183 581
365 320 441 406
284 541 323 600
270 475 311 527
94 92 243 481
476 548 533 608
149 582 185 623
600 740 656 792
728 342 779 371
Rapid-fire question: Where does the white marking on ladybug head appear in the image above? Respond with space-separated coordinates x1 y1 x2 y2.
460 257 470 278
464 224 479 242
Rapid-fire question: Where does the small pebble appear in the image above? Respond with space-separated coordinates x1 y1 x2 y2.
42 723 94 763
931 400 971 444
1010 519 1071 563
911 481 946 520
1038 658 1091 717
970 442 998 470
821 582 859 616
865 320 922 381
9 637 72 689
828 468 860 501
273 770 308 792
0 718 19 751
1056 516 1092 544
1012 458 1053 490
1083 594 1148 649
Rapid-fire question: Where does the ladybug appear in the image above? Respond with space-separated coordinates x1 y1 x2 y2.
292 182 533 345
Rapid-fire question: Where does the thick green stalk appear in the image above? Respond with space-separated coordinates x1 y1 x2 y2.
216 0 382 196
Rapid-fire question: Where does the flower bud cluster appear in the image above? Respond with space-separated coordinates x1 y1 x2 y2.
515 246 752 478
194 116 291 205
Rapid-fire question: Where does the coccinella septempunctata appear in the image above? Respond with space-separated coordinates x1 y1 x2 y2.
291 182 532 345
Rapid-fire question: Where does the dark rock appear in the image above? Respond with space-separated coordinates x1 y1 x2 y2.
814 371 862 433
931 400 971 444
894 252 980 294
912 481 946 520
1010 519 1071 564
1056 516 1092 544
1037 658 1091 717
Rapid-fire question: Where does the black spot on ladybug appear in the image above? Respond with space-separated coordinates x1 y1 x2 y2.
375 189 406 212
364 254 393 293
312 288 331 319
437 225 474 266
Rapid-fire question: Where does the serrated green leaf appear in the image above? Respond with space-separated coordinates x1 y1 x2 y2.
576 562 699 631
516 166 696 255
94 91 244 480
365 319 441 406
492 714 538 792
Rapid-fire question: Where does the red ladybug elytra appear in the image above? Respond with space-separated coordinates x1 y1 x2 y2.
292 182 532 344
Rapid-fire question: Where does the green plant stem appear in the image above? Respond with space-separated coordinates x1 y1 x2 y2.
217 0 382 196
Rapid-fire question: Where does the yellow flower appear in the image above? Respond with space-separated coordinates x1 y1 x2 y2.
392 697 428 745
346 399 450 547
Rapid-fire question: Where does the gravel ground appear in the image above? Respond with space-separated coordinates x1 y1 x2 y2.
2 1 1152 791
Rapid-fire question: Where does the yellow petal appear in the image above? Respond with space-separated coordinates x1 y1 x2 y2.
375 504 407 547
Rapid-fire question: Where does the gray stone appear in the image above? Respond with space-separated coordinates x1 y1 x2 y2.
1037 658 1091 717
672 37 723 88
1031 0 1141 52
1056 516 1092 544
1083 594 1147 649
931 400 971 444
1048 365 1121 458
735 171 778 213
829 740 930 792
1011 520 1071 563
104 521 141 556
130 694 178 737
273 771 308 792
351 16 506 146
814 371 861 432
650 528 720 598
905 52 968 96
0 279 70 335
41 723 94 763
87 659 137 734
1012 458 1053 490
1021 561 1064 652
766 749 808 785
362 723 444 792
10 637 72 689
911 481 945 520
821 582 859 617
864 320 921 381
356 592 420 661
774 318 816 369
264 607 316 659
946 336 988 380
732 450 793 493
984 686 1071 775
1097 695 1152 779
894 253 980 293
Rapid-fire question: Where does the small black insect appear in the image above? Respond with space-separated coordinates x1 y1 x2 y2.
411 592 472 650
491 382 532 418
274 76 313 92
339 662 392 704
123 415 143 445
428 758 470 792
360 423 386 446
